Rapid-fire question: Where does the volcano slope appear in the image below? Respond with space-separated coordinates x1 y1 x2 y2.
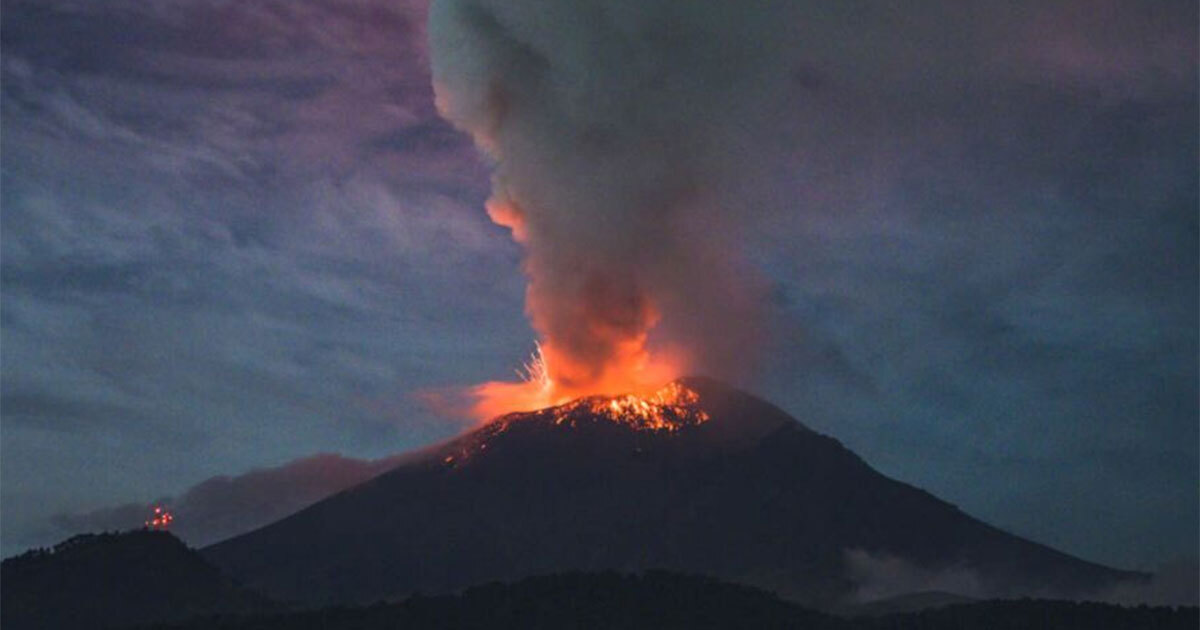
202 377 1140 608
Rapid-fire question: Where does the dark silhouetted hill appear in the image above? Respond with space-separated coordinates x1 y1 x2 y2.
856 599 1198 630
838 591 977 617
1 530 274 630
204 377 1142 608
137 571 1198 630
146 570 833 629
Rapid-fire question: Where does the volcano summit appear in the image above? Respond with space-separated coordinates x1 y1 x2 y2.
203 378 1139 608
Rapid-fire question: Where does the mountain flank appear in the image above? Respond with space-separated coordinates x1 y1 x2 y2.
203 377 1141 607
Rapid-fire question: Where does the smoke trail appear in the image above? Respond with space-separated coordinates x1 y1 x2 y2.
429 0 793 414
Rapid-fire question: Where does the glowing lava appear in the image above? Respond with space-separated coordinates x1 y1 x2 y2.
441 381 709 467
547 381 709 432
464 341 684 421
144 506 174 530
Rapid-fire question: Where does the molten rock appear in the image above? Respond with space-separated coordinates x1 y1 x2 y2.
525 382 709 432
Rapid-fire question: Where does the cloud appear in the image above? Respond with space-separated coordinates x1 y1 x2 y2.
49 452 414 548
1095 559 1200 607
844 549 986 603
844 550 1200 607
0 0 529 557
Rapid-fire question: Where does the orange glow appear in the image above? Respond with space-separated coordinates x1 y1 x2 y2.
544 381 709 432
444 182 700 422
440 192 694 422
144 505 174 530
435 382 707 468
465 340 685 421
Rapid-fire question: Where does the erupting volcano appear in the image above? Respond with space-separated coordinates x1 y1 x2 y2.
202 0 1160 612
203 378 1139 608
429 0 769 420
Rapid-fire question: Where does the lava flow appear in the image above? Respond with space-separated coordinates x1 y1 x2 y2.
548 381 709 432
439 381 709 468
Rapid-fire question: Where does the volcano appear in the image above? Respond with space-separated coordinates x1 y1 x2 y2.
202 378 1139 607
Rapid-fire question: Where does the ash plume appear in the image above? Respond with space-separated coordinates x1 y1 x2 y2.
428 0 794 412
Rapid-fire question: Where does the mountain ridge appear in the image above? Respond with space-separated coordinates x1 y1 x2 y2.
1 530 275 630
202 377 1142 607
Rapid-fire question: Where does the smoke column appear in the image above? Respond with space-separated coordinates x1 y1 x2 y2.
429 0 794 416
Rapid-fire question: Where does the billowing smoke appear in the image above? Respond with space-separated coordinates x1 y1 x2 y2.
429 0 795 415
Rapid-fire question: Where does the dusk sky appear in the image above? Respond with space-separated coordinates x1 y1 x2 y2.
1 0 1196 574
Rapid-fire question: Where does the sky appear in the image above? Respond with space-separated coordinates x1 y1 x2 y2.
1 0 1196 573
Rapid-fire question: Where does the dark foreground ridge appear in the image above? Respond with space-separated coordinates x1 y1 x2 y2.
4 533 1193 630
139 571 1198 630
204 377 1143 607
1 530 274 630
